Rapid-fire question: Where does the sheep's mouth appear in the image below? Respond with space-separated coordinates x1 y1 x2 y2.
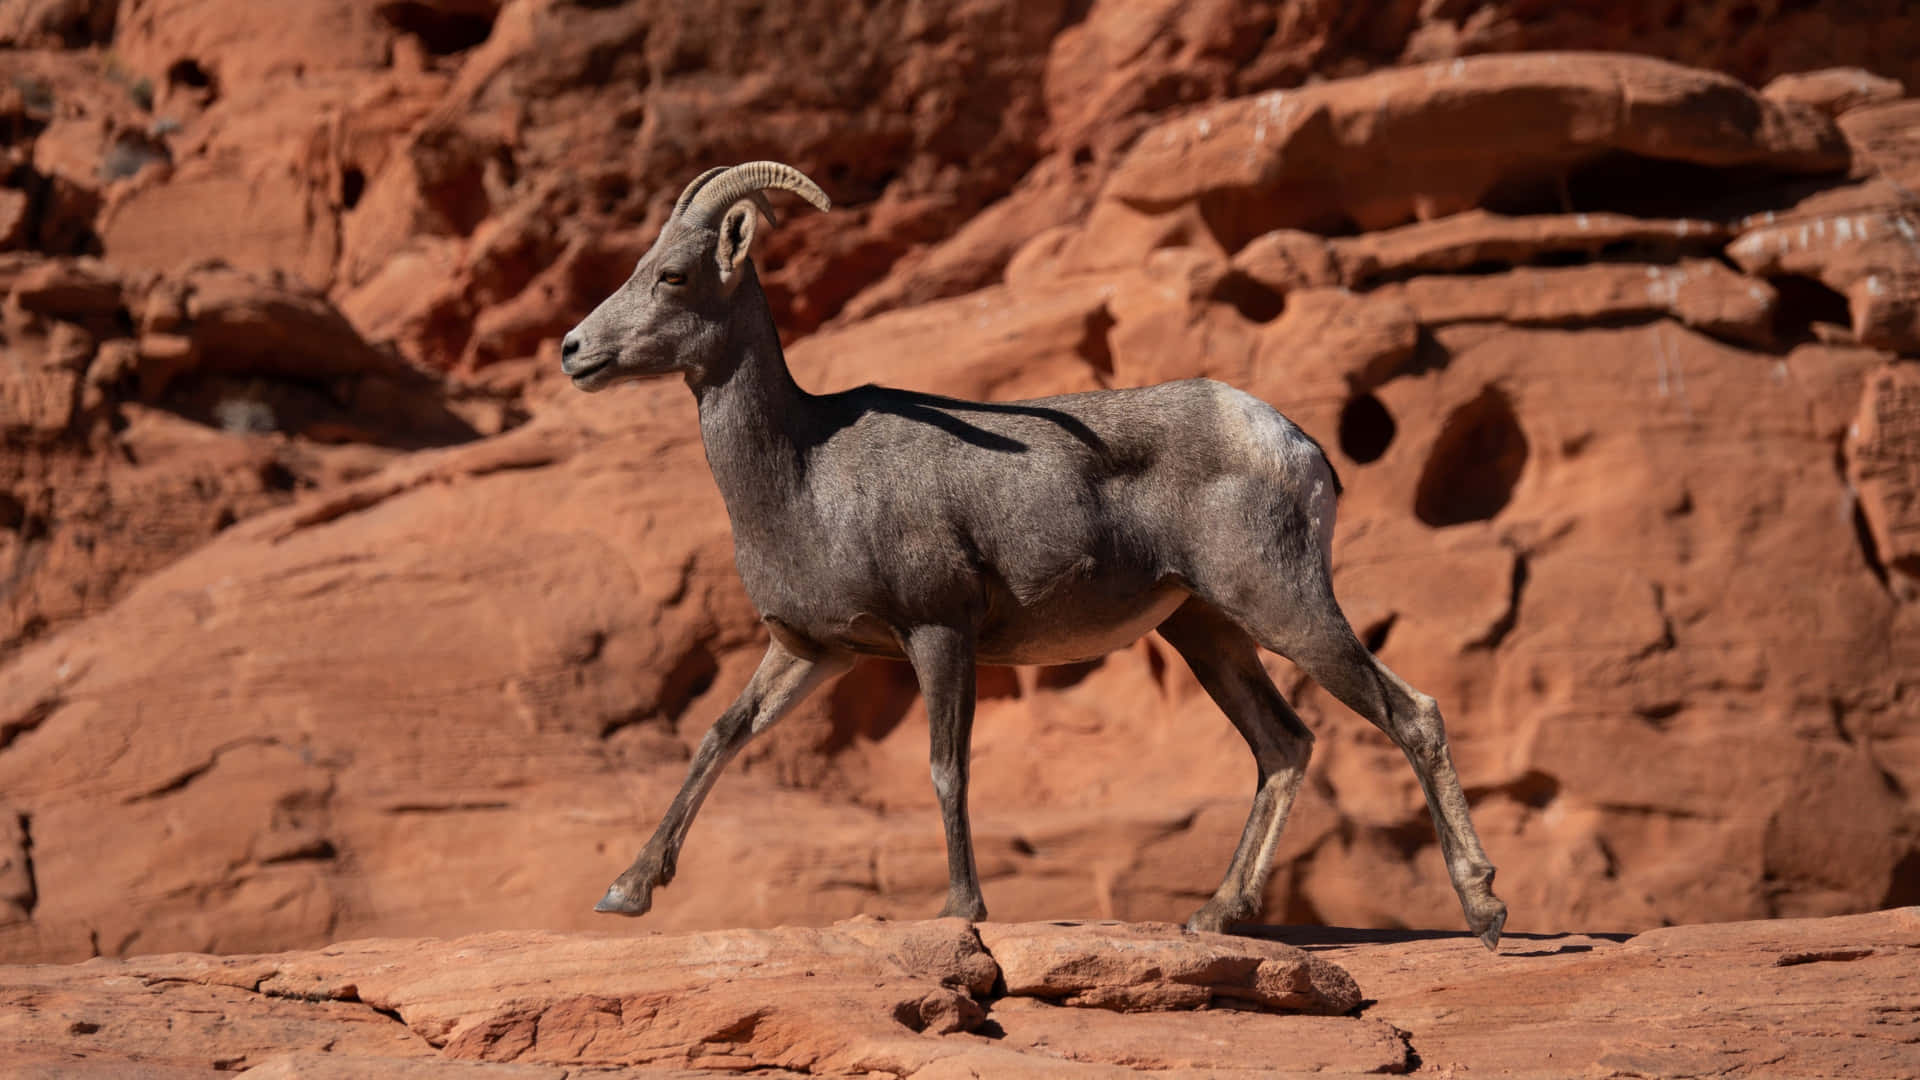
565 355 613 385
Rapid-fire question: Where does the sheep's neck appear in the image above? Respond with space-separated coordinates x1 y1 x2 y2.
689 283 814 536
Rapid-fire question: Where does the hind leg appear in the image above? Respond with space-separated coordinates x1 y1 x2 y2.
1158 600 1314 935
1259 587 1507 949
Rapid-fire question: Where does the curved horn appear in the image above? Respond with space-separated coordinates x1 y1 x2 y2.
671 166 729 220
685 161 831 229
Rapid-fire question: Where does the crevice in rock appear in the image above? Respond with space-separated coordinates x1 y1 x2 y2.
384 800 512 814
1414 387 1528 528
1360 613 1396 654
1836 434 1894 594
255 977 416 1036
1851 498 1893 592
0 694 59 753
1483 153 1839 223
258 838 337 865
1634 700 1683 728
1347 236 1730 291
1826 698 1855 746
160 368 481 451
1143 637 1168 689
122 736 282 803
1384 1023 1420 1074
16 812 37 917
1596 834 1621 880
1467 548 1529 650
1635 581 1679 659
1775 947 1877 967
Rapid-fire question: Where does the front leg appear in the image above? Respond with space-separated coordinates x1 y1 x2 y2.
901 624 987 921
596 638 851 916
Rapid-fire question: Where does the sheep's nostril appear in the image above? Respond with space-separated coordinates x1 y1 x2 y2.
560 332 582 362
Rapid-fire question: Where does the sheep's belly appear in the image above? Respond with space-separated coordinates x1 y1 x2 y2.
975 582 1188 666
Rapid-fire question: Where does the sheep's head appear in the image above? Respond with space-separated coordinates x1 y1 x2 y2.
560 162 830 392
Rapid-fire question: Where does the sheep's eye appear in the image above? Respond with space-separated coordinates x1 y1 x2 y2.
660 270 686 286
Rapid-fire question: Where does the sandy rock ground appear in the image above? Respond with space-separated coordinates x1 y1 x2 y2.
2 909 1915 1077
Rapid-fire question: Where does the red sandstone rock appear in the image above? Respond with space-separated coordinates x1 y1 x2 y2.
0 0 117 49
2 911 1916 1076
1763 67 1906 118
1329 210 1735 286
0 188 30 250
9 256 122 318
977 921 1358 1014
1105 53 1847 235
0 0 1915 1019
1848 363 1920 600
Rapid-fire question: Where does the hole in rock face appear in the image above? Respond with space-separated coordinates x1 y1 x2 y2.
1482 151 1830 222
167 59 211 89
1769 274 1852 342
1413 386 1528 528
1338 392 1396 464
1211 271 1285 323
341 167 366 210
377 2 496 55
258 461 299 493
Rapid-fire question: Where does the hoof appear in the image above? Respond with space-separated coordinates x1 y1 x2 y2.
1471 901 1508 953
1185 897 1252 935
593 881 653 917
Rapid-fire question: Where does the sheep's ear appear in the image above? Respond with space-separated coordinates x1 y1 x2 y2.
715 200 758 287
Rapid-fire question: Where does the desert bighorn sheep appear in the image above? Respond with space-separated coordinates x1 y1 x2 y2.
561 162 1508 949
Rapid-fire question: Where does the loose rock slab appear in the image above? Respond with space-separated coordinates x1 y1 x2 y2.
978 920 1360 1014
